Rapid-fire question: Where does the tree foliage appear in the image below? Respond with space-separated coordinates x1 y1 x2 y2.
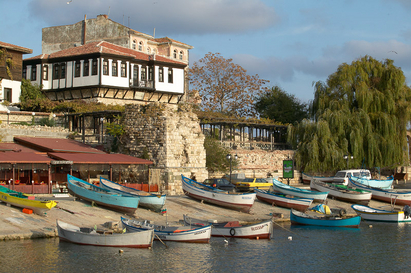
255 86 309 124
204 135 238 173
188 52 268 117
288 56 411 173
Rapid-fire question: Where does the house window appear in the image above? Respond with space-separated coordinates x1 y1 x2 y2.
23 67 27 79
42 65 48 80
4 88 11 103
179 51 183 60
103 60 108 75
173 50 177 58
141 66 146 81
148 67 153 81
53 64 59 79
92 59 98 75
60 63 66 79
75 61 81 77
83 60 89 76
112 61 118 76
159 67 164 82
133 66 138 86
121 62 126 77
147 47 151 54
132 39 136 50
168 68 173 83
138 41 143 51
31 65 37 81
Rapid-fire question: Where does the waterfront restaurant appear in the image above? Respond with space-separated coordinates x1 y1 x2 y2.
0 137 153 194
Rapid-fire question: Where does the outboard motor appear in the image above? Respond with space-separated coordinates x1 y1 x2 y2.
403 205 411 219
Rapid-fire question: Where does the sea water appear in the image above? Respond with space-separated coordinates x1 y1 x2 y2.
1 221 409 273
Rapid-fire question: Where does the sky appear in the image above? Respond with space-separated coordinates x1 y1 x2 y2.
2 0 411 103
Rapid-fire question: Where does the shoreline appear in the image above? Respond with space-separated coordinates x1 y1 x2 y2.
0 193 399 241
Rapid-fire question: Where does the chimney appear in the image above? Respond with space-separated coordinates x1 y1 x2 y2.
82 14 87 45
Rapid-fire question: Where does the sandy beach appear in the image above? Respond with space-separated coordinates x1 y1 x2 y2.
0 191 402 241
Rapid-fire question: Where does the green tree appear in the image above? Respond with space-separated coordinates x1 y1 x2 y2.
204 136 238 173
288 56 411 173
255 86 309 124
188 52 268 117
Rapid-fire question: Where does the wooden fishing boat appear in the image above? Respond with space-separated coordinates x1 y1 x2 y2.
254 188 313 212
67 175 139 214
351 204 411 222
121 216 211 243
310 179 372 205
349 176 393 189
290 209 361 228
272 179 328 202
0 185 57 215
349 177 411 206
56 220 154 248
302 173 334 185
99 177 166 212
181 175 256 213
183 214 273 239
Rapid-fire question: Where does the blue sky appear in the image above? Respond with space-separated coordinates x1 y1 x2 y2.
2 0 411 102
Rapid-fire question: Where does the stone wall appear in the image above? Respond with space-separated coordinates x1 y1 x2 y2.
120 103 208 195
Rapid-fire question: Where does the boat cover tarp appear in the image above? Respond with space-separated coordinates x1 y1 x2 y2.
310 204 331 214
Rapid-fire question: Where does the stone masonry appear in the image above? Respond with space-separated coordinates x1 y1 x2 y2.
120 103 208 195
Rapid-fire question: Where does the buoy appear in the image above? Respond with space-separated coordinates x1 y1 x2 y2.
224 239 228 243
256 236 259 240
288 236 292 241
369 225 373 228
119 249 123 254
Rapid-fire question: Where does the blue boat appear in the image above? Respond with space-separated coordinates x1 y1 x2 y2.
349 176 393 189
99 177 166 212
66 175 139 214
290 209 361 228
272 178 328 202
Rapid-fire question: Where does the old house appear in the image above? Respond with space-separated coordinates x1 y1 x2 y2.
23 14 192 105
0 41 32 104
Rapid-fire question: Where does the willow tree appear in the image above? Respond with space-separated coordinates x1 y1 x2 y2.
188 52 268 117
288 56 411 173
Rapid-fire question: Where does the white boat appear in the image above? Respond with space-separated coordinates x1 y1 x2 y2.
351 204 411 222
310 179 372 205
272 178 328 202
349 176 393 189
302 173 334 185
349 177 411 206
99 177 166 212
183 214 273 239
181 175 256 213
56 220 154 248
254 188 313 212
121 217 211 243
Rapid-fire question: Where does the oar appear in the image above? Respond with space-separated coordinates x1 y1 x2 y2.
154 233 168 248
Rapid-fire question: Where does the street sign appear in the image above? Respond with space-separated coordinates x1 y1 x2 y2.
283 160 294 179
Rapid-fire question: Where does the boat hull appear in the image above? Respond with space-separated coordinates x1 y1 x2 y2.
352 204 411 222
302 173 334 185
255 189 313 212
350 176 393 189
56 220 154 248
121 217 211 243
349 178 411 206
183 215 273 239
0 185 57 215
181 175 256 213
67 175 139 214
290 209 361 228
272 179 328 202
310 179 371 205
99 177 166 212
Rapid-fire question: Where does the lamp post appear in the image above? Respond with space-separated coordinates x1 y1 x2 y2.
100 117 104 144
226 153 238 184
7 110 10 124
32 112 35 125
343 155 353 169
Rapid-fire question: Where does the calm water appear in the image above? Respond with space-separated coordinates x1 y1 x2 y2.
1 221 410 273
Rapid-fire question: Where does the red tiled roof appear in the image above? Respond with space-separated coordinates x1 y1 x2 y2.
0 143 40 153
0 41 32 54
0 152 51 163
13 137 107 154
24 41 187 66
48 152 153 165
